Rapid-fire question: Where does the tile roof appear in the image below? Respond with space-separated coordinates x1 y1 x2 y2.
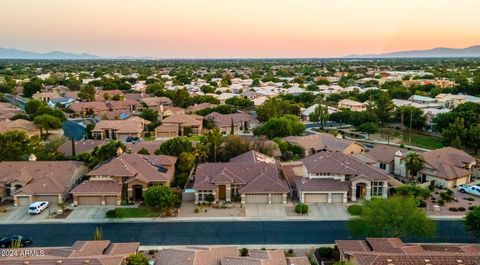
420 147 476 180
204 112 259 127
284 133 360 153
302 152 391 181
157 247 238 265
193 151 289 193
69 101 109 113
294 177 349 192
141 96 173 107
87 154 177 183
70 180 123 194
58 140 109 156
336 238 480 265
0 161 87 195
160 113 202 127
126 140 166 155
367 144 412 164
92 119 145 134
0 240 139 265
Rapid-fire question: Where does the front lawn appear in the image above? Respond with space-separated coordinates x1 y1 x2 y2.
110 207 161 218
404 133 444 149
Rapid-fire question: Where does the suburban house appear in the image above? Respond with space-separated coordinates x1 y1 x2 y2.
91 117 148 141
69 101 110 116
367 144 412 174
32 91 62 102
0 160 88 206
392 147 476 188
0 240 140 265
141 96 173 108
187 102 218 114
155 113 203 138
107 99 140 112
284 133 365 157
58 139 109 156
157 247 310 265
301 103 338 121
0 102 22 121
204 112 260 134
338 99 366 112
193 150 290 204
336 237 480 265
71 153 177 205
0 119 41 137
282 152 399 204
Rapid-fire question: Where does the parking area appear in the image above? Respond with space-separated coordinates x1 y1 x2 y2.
0 206 54 223
245 204 287 218
307 203 349 220
66 206 115 220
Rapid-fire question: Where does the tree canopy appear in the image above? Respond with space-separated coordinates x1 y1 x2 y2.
348 196 436 238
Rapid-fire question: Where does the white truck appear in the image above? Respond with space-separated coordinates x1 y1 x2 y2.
458 185 480 197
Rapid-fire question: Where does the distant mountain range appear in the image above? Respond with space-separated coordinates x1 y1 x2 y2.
346 45 480 58
0 48 100 59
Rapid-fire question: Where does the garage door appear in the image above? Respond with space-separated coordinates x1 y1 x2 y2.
245 194 269 204
105 196 118 205
77 196 102 205
271 194 284 204
304 193 328 203
456 176 469 186
332 193 344 203
16 196 31 206
35 195 59 205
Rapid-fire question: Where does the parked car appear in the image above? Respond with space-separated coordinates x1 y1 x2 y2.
458 185 480 196
28 201 49 214
0 235 32 248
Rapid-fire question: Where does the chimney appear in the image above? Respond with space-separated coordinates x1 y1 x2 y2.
116 147 124 156
387 258 394 265
83 260 90 264
56 261 63 264
28 153 37 161
425 259 432 265
457 260 464 264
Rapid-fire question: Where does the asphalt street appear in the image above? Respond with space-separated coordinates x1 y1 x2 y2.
0 220 477 247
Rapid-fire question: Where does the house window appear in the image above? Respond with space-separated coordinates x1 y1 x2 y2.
379 163 386 170
371 182 384 197
198 190 213 203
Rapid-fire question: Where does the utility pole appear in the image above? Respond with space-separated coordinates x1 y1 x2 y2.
409 110 413 145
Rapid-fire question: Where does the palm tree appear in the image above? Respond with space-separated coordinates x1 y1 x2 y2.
405 152 423 180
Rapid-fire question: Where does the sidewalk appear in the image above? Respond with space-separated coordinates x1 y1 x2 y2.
0 213 464 224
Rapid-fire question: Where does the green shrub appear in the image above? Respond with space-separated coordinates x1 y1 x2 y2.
348 205 363 215
285 249 295 257
194 208 199 213
240 248 249 256
464 197 475 201
438 199 445 206
295 203 309 214
317 247 334 259
417 200 427 208
106 209 117 218
469 206 478 211
449 207 458 212
458 207 466 212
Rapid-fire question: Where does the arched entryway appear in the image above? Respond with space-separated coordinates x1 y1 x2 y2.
356 183 367 200
132 185 144 201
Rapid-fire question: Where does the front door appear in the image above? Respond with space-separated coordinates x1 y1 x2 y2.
133 185 143 201
218 185 226 200
356 183 366 199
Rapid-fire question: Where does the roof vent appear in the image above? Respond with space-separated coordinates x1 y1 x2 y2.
83 261 90 264
57 261 63 264
457 260 463 264
425 259 432 265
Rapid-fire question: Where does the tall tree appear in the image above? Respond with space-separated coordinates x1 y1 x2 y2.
404 152 423 178
348 196 435 238
369 93 394 125
0 131 34 161
309 104 329 129
33 114 62 137
77 85 96 102
465 207 480 237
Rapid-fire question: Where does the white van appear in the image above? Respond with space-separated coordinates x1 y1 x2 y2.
28 201 49 214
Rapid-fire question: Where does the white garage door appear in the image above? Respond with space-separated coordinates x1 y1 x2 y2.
332 193 344 203
16 196 31 206
78 196 102 205
271 194 284 204
304 193 328 203
105 196 118 205
35 195 60 205
245 194 269 204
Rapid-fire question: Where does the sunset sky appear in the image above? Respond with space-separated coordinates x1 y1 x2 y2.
1 0 480 58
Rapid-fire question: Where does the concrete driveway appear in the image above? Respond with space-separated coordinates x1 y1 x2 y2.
307 203 349 220
245 204 287 218
67 206 115 221
0 206 52 223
